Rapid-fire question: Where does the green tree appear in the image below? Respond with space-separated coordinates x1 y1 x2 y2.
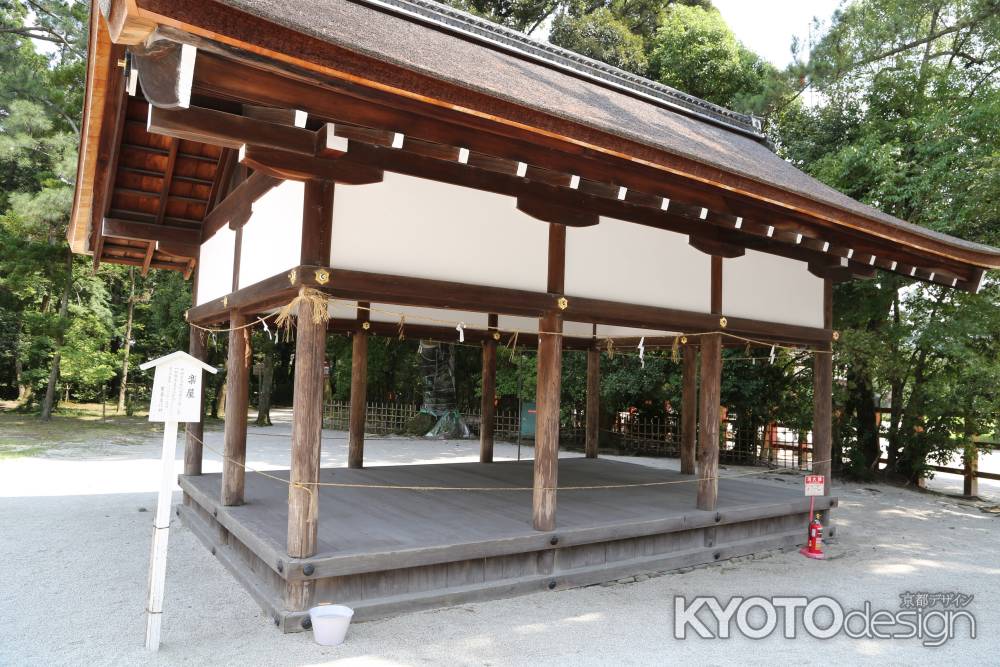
646 4 775 111
777 0 1000 481
550 8 648 72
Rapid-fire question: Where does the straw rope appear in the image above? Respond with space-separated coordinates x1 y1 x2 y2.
187 292 834 356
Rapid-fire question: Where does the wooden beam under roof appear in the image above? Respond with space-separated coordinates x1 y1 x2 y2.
146 101 978 290
185 264 832 346
200 171 280 241
174 46 999 271
102 217 201 246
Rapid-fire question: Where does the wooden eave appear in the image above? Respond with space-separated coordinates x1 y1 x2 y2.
70 0 1000 288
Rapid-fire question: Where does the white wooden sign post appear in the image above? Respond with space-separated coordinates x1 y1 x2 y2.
139 351 216 651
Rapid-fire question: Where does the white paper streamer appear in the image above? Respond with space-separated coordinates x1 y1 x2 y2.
638 336 645 368
456 322 465 343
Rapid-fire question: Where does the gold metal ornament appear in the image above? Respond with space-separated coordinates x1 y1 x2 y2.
493 332 501 341
680 335 687 344
719 316 728 328
557 297 569 310
222 296 228 309
832 331 840 341
362 321 370 330
288 268 297 285
314 269 330 285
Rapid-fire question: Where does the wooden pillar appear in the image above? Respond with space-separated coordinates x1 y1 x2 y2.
347 330 368 469
287 176 334 559
222 311 250 506
697 256 724 510
585 346 600 458
183 326 207 476
813 278 834 523
479 316 498 463
533 312 563 531
680 343 698 474
301 179 335 263
696 333 722 510
287 309 326 558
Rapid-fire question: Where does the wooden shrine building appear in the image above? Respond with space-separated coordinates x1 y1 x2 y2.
71 0 1000 631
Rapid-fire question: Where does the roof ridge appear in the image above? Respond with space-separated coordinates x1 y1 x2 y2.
349 0 768 142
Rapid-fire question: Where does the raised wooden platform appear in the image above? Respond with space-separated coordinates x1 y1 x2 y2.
178 458 835 632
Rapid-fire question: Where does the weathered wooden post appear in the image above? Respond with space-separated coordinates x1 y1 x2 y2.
532 221 567 531
585 344 600 458
812 278 834 524
480 314 498 463
222 312 250 505
680 342 698 474
697 257 724 511
533 311 563 531
287 304 326 559
184 325 207 476
288 177 334 566
348 328 368 468
696 333 722 510
139 351 216 651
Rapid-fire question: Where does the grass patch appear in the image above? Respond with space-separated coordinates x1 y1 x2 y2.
0 401 166 459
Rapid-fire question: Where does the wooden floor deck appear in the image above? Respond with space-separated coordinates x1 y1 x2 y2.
178 458 834 631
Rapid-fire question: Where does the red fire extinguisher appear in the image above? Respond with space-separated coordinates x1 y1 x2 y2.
801 514 826 560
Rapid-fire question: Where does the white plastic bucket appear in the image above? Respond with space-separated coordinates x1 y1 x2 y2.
309 604 354 646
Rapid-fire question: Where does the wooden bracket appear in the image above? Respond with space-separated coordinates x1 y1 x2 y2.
102 217 201 246
316 124 350 157
688 233 746 258
147 105 314 154
517 197 599 227
808 260 876 282
238 145 383 185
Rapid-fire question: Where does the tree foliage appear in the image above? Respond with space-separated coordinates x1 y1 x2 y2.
776 0 1000 481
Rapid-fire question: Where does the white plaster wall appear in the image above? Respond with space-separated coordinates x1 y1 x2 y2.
238 181 304 289
196 226 234 306
369 305 489 330
565 217 711 313
722 250 825 327
330 172 548 291
498 316 594 338
596 325 676 338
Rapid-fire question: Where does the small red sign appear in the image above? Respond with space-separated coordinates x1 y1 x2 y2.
804 475 825 496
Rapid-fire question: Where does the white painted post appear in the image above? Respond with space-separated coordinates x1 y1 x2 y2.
140 351 217 651
145 419 178 650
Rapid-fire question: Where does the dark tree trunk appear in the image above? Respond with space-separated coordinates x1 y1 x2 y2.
847 363 880 472
117 268 136 413
40 250 73 421
255 353 274 426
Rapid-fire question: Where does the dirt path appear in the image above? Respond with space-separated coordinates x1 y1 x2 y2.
1 411 996 666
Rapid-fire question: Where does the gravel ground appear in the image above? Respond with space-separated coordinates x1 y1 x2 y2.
1 410 997 666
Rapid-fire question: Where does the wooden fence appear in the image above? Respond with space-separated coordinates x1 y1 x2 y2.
324 401 523 438
323 401 421 435
322 400 814 469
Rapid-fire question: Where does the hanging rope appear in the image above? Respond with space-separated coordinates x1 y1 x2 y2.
274 286 330 334
187 291 835 356
186 432 831 498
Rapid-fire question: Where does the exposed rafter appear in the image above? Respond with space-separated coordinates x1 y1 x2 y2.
147 103 980 291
